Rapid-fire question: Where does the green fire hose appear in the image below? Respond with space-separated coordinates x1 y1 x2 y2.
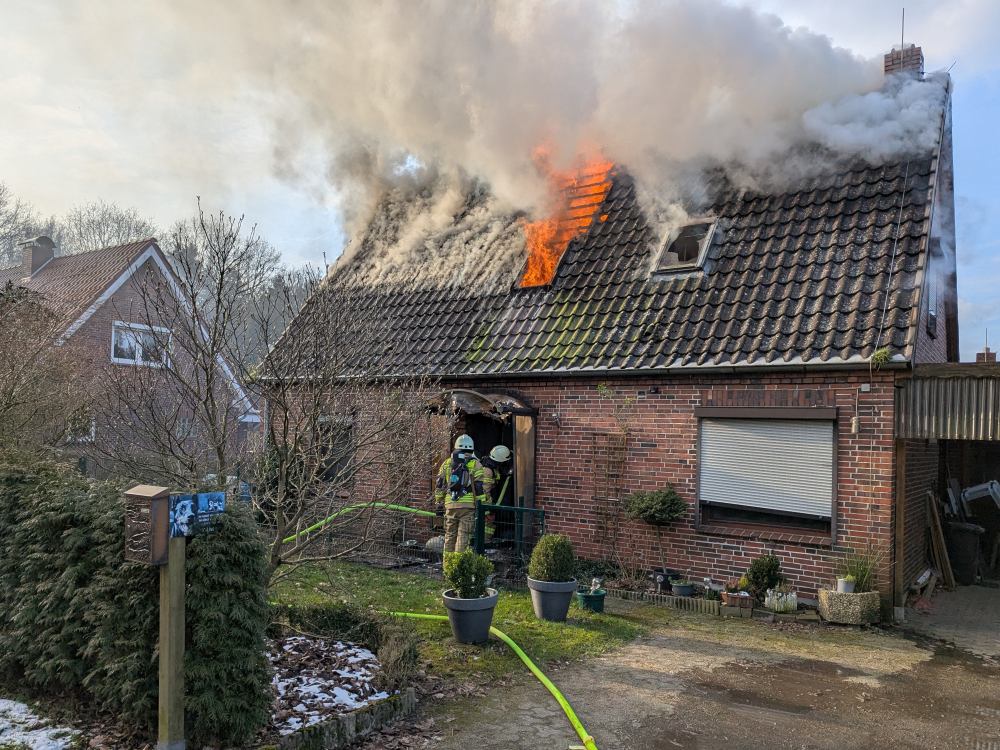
282 502 436 545
390 611 599 750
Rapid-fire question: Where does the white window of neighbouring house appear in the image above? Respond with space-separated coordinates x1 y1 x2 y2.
699 416 834 523
111 321 171 367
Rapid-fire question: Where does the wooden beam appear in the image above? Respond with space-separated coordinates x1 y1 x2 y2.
926 492 956 590
894 439 907 607
158 536 186 750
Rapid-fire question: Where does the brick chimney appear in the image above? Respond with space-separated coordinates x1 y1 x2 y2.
18 235 56 277
884 44 924 78
976 346 997 365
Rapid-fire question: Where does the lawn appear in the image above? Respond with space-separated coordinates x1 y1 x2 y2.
270 561 652 680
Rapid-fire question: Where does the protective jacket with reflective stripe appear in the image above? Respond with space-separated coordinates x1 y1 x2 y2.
435 456 490 508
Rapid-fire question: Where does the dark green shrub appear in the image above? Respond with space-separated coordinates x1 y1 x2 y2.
745 554 784 602
0 457 271 745
443 550 494 598
528 534 575 582
624 486 687 525
185 504 271 747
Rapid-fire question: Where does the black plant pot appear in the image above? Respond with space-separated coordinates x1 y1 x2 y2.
671 582 695 597
442 588 498 644
527 577 577 622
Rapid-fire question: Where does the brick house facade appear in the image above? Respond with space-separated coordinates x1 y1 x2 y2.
274 51 958 607
0 236 258 466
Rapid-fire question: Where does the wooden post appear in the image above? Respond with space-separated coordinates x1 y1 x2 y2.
158 535 186 750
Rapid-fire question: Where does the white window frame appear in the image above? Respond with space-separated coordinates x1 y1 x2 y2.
696 407 837 529
654 218 717 274
111 320 172 368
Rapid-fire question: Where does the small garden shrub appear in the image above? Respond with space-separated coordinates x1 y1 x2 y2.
0 456 271 746
745 554 784 602
624 486 687 525
528 534 575 582
444 549 494 598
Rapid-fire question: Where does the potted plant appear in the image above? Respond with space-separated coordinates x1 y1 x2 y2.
527 534 577 622
442 550 497 644
670 578 695 597
720 576 753 608
576 577 607 613
819 546 885 625
624 486 687 589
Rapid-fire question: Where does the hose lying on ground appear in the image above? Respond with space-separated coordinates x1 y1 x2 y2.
282 502 436 545
390 611 599 750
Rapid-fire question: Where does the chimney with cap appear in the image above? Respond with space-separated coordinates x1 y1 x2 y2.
976 345 997 365
884 44 924 78
18 235 56 277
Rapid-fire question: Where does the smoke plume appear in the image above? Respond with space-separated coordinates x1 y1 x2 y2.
64 0 948 273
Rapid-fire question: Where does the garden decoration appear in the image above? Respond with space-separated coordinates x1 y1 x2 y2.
441 550 497 643
765 581 798 613
527 534 578 622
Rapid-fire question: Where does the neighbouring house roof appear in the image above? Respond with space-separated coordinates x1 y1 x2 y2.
0 239 157 328
0 238 260 421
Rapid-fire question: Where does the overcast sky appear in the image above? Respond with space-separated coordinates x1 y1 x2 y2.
1 0 997 360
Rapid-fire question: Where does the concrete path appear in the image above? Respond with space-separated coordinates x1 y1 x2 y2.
376 600 1000 750
907 584 1000 658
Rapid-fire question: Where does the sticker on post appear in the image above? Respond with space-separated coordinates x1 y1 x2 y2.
169 492 226 537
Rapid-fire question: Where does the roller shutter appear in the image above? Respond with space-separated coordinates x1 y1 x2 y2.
699 418 834 518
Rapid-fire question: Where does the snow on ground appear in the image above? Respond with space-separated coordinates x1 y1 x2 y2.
0 699 78 750
269 636 390 735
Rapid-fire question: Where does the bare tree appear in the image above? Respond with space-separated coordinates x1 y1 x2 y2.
93 206 450 582
56 200 158 255
0 183 36 266
0 282 91 448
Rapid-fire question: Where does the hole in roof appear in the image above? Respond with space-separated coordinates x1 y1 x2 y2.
656 219 716 273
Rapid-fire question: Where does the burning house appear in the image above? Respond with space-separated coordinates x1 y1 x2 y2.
272 46 959 608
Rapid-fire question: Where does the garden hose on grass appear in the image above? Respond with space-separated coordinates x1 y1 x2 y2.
282 502 437 545
389 611 599 750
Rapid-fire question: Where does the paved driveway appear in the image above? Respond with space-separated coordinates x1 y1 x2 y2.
907 584 1000 658
370 600 1000 750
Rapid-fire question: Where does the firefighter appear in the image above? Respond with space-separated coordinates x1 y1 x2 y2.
482 445 512 540
434 434 487 553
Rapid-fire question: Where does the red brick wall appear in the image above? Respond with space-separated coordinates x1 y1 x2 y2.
901 439 937 587
439 370 897 599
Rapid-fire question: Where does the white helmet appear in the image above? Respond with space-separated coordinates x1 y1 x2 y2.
454 434 475 451
489 445 512 463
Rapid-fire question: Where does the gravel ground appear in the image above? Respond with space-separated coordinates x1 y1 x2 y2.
359 599 1000 750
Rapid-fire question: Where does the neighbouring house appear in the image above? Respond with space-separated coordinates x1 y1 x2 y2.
0 235 258 473
274 46 959 609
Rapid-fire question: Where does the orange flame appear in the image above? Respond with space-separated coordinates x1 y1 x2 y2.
519 148 614 288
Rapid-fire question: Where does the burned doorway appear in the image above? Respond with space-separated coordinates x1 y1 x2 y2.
446 389 538 550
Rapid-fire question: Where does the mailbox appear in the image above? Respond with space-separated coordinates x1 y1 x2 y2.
124 484 171 565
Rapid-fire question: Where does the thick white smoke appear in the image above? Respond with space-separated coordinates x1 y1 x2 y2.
64 0 948 277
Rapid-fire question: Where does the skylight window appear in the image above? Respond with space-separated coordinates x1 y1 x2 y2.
656 219 716 273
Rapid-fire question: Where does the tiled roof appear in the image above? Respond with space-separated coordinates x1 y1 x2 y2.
0 239 156 324
276 153 941 379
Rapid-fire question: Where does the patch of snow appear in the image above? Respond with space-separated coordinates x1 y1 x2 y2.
0 699 79 750
268 636 390 736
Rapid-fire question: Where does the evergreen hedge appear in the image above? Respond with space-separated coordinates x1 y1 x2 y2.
0 457 270 746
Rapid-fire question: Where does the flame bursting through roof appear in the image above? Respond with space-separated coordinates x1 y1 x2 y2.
519 156 614 288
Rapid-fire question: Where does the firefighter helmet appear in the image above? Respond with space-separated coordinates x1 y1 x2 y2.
489 445 512 463
454 434 475 451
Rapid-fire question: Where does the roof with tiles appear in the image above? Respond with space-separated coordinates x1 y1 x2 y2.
0 238 157 326
276 148 942 379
